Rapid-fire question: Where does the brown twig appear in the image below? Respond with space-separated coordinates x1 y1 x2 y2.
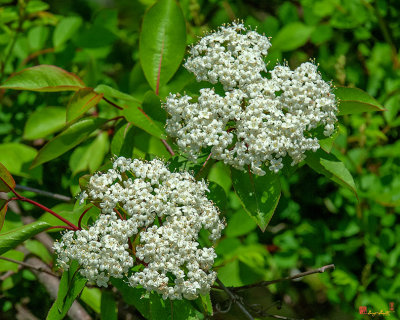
15 184 71 202
161 139 175 156
231 264 335 292
103 97 123 110
0 256 57 277
216 278 255 320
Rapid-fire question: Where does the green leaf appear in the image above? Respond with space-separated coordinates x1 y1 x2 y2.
225 208 257 238
271 22 313 52
28 26 49 51
111 278 150 319
32 118 107 168
319 128 339 153
305 149 357 197
24 106 66 140
66 88 104 122
231 168 281 231
47 260 87 320
101 291 117 320
80 287 101 314
110 121 136 158
142 90 166 123
0 221 51 255
26 0 49 13
53 16 82 48
24 239 52 264
122 102 166 139
0 162 16 192
335 87 385 115
94 84 139 103
0 250 24 273
0 65 85 92
139 0 186 91
87 132 109 173
0 143 42 180
0 199 8 232
149 293 203 320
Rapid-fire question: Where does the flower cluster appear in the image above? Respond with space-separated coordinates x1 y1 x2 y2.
54 157 225 300
164 23 338 175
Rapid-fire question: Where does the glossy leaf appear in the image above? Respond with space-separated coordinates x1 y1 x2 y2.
0 221 51 255
80 287 101 314
0 162 16 192
335 87 385 115
94 84 139 103
319 128 339 153
231 168 281 231
0 144 42 180
24 239 52 264
0 199 8 232
24 107 66 140
101 291 117 320
31 118 107 168
122 102 165 139
271 22 313 51
66 88 104 122
47 260 87 320
53 16 82 48
0 65 85 92
0 250 24 273
139 0 186 92
305 149 357 197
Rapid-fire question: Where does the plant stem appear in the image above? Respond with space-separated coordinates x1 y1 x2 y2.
0 256 57 277
231 264 335 291
216 278 255 320
15 184 71 202
103 97 123 110
161 139 175 156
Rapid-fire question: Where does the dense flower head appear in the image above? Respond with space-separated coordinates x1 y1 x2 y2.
165 23 338 176
54 157 225 300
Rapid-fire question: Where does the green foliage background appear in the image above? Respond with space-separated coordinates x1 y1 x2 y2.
0 0 399 319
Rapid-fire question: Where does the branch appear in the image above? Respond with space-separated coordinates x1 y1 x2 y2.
216 278 255 320
231 264 335 292
103 97 123 110
0 256 57 277
161 139 175 156
15 184 71 202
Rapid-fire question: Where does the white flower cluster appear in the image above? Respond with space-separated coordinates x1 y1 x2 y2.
54 157 225 300
165 23 338 175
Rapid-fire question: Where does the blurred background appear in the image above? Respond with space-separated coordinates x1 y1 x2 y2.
0 0 399 319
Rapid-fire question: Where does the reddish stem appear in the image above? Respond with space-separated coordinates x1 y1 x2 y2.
103 97 123 110
114 208 125 220
78 206 93 229
47 225 76 231
19 197 79 230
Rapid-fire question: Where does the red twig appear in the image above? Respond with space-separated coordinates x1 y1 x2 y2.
47 225 76 231
78 206 93 229
161 139 175 156
114 208 125 220
103 97 123 110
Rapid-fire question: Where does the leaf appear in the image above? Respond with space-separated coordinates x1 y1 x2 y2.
142 90 166 123
47 260 87 320
80 287 101 314
0 162 16 192
225 208 257 238
31 118 107 168
74 25 117 48
0 143 42 180
271 22 314 51
139 0 186 92
110 121 136 157
305 149 357 197
87 132 109 173
122 102 166 139
66 88 104 122
319 128 339 153
94 84 139 103
24 239 52 264
53 16 82 48
24 106 66 140
0 221 51 256
0 199 8 232
0 250 24 273
101 291 117 320
0 65 85 92
231 168 281 232
335 87 385 115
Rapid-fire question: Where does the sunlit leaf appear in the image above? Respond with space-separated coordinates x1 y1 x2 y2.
335 87 385 115
66 88 104 122
0 65 85 92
